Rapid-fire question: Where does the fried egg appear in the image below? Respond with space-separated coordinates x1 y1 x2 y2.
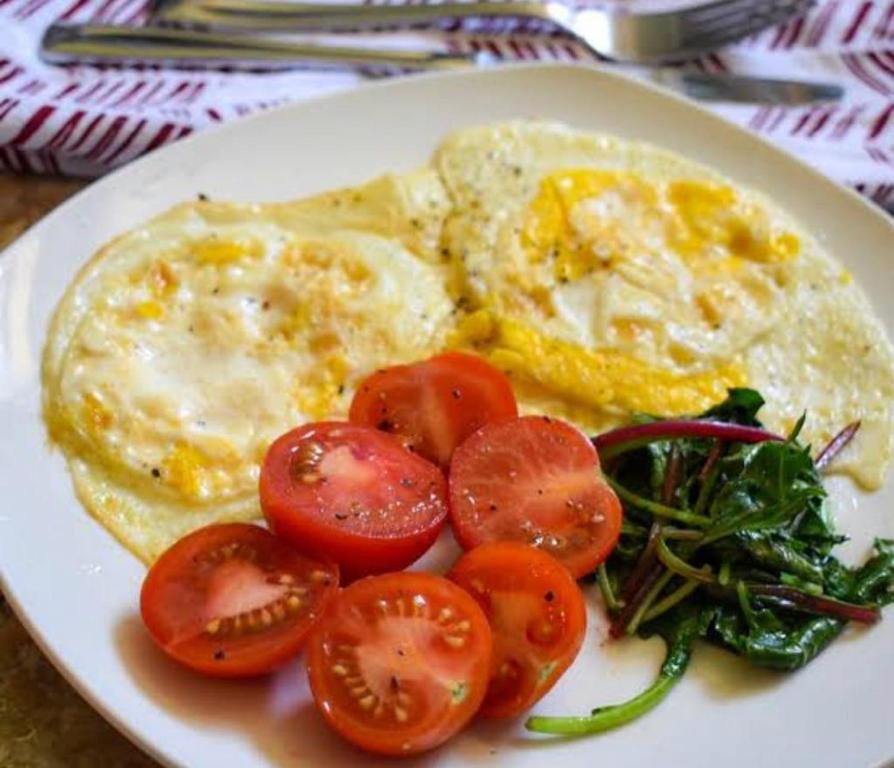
435 121 894 488
43 120 894 562
42 171 454 561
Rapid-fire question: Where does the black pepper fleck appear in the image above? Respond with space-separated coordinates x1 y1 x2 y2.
452 388 461 399
214 650 226 660
545 591 555 602
151 467 161 478
197 193 209 201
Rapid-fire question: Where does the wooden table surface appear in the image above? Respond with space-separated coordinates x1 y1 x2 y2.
0 173 159 768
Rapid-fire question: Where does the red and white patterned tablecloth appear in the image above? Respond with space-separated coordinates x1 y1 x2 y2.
0 0 892 209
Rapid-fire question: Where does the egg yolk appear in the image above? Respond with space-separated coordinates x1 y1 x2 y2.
523 170 800 280
161 443 209 497
449 311 746 416
523 170 659 282
667 181 799 265
193 236 263 265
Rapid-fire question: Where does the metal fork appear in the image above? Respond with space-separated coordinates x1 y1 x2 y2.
151 0 815 62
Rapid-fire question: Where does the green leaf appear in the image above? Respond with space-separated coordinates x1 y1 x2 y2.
702 441 826 544
702 388 765 426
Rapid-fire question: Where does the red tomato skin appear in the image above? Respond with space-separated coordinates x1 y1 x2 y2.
448 416 623 579
448 541 587 719
305 571 493 756
349 351 518 469
140 523 338 678
260 422 448 581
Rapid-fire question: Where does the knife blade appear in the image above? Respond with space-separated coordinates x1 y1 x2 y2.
665 71 844 105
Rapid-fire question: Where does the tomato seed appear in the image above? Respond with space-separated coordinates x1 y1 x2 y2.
359 695 376 710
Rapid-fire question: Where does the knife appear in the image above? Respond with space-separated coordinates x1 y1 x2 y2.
40 23 478 71
41 24 844 104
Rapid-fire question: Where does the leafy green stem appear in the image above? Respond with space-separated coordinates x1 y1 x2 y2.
626 570 674 635
748 584 880 624
642 579 702 623
693 445 723 516
607 478 712 528
656 539 715 584
597 564 620 611
526 611 698 736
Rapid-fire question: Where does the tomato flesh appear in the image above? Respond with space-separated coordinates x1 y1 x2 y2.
305 572 493 756
449 542 586 718
448 415 622 578
260 422 448 581
349 351 518 469
140 523 338 677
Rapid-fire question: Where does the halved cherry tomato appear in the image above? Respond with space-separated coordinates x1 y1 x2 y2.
305 571 492 756
140 523 337 678
260 422 447 581
348 351 518 469
448 416 622 579
448 542 586 719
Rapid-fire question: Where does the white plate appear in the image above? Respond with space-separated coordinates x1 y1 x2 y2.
2 63 893 768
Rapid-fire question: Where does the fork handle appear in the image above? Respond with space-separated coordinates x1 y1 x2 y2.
151 0 559 31
41 23 480 70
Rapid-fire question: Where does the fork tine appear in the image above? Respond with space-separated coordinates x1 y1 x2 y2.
677 0 768 25
680 0 814 50
688 0 814 33
682 0 808 26
692 0 813 38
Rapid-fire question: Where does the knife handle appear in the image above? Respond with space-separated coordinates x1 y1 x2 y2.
41 23 480 71
150 0 553 31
